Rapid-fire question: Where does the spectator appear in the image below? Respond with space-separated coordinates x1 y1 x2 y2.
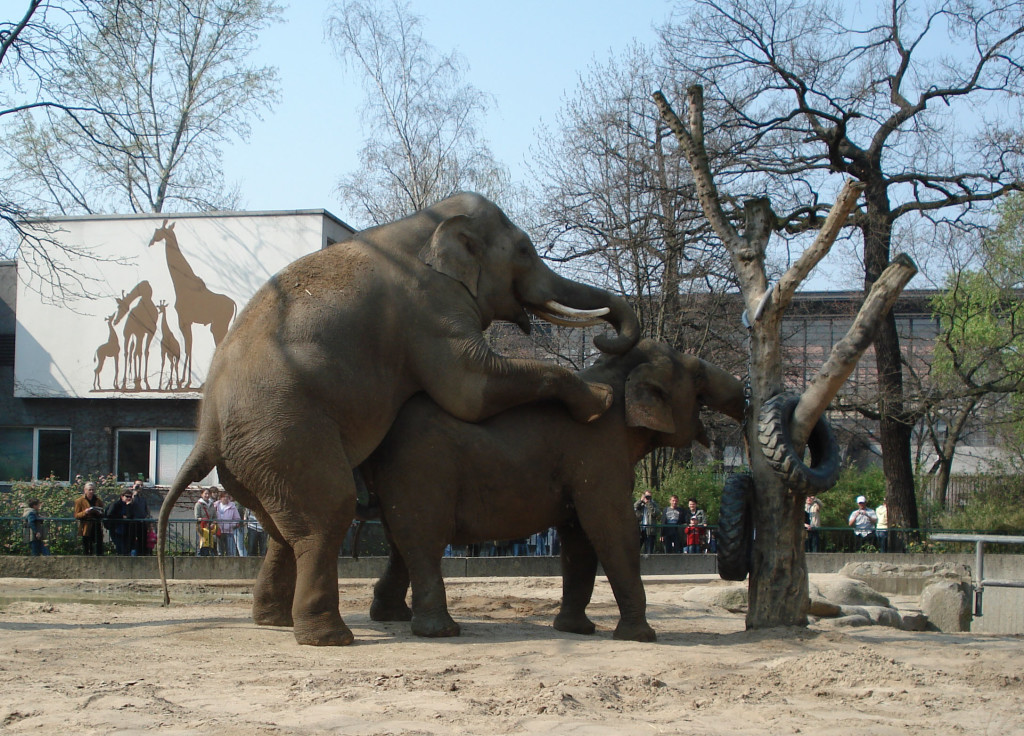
127 481 150 556
25 499 50 556
194 487 216 556
634 491 659 555
104 490 132 555
848 495 878 549
73 482 105 555
805 495 823 553
660 495 684 553
684 497 707 554
215 491 241 556
244 508 266 556
233 497 248 558
875 501 889 553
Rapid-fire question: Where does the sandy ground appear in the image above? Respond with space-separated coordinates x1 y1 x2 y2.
1 574 1022 735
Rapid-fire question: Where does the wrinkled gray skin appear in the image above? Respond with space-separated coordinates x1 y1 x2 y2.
360 339 745 642
157 192 640 646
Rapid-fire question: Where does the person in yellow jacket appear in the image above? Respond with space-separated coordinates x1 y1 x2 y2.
73 482 105 555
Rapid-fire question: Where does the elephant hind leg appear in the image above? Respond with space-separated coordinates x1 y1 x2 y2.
553 521 598 636
370 531 412 622
253 535 296 627
218 469 294 626
224 425 356 646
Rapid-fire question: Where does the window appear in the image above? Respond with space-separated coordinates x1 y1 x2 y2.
0 427 72 481
116 429 217 486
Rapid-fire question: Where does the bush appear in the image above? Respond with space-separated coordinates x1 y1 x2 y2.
0 475 123 555
636 463 726 523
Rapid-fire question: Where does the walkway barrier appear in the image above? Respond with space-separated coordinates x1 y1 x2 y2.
929 533 1024 616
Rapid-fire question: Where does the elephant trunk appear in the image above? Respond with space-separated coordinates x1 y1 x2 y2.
524 269 641 356
698 359 746 423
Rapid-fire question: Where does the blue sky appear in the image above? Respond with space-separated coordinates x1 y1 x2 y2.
221 0 674 227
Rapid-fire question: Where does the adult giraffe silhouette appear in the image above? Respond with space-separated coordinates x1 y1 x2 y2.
114 281 158 391
148 220 236 388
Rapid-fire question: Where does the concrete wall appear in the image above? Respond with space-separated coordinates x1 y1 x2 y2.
3 553 1020 634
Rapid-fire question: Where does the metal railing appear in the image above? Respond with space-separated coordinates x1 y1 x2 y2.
929 533 1024 616
5 517 1023 558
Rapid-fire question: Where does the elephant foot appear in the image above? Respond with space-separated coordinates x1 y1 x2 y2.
370 597 413 622
552 611 596 635
411 612 461 638
253 606 294 628
613 620 657 642
573 381 614 423
293 612 354 646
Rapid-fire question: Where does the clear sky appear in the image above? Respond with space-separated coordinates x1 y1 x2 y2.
221 0 674 228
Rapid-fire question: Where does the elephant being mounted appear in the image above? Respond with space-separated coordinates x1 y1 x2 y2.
158 192 640 646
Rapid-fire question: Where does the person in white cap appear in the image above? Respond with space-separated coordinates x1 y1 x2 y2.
848 495 878 549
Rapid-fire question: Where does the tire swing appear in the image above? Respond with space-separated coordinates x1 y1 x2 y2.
716 473 754 581
757 393 841 494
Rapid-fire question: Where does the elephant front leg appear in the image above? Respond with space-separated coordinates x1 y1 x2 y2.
577 504 656 642
252 535 296 627
553 521 598 635
370 544 413 622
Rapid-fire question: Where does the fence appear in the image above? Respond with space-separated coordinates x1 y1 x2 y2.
5 516 1023 558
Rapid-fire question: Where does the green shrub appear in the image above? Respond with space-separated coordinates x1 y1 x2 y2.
636 463 726 523
0 475 122 555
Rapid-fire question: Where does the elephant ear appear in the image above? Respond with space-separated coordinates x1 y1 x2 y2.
419 214 481 298
625 355 676 434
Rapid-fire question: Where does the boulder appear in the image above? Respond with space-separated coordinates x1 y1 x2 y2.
683 583 748 612
815 576 892 608
900 613 929 631
808 598 841 617
820 614 872 628
839 561 973 596
919 580 972 632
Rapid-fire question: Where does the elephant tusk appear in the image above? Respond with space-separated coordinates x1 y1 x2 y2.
542 300 611 320
530 301 611 327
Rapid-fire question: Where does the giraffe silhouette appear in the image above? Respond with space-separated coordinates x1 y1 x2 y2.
156 300 182 390
148 220 236 388
93 312 120 390
114 281 158 391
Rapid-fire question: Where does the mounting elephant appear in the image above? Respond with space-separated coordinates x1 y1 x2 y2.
360 339 745 642
157 192 640 646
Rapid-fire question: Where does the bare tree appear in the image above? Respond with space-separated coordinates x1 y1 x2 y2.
325 0 514 226
530 46 744 485
658 0 1024 532
655 85 917 628
1 0 282 217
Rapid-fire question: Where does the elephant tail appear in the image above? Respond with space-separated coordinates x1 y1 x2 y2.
158 445 218 606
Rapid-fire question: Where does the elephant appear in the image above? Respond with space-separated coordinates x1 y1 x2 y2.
156 192 640 646
359 338 745 642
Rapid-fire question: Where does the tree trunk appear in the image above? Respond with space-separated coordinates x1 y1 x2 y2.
861 184 919 532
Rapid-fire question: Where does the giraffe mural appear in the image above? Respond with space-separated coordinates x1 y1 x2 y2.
93 312 120 390
113 281 159 391
148 220 236 388
156 300 182 390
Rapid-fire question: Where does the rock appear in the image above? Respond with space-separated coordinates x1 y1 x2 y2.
808 598 841 617
901 613 929 631
822 614 872 628
920 580 972 632
859 605 904 629
839 561 973 595
816 577 891 608
683 584 748 612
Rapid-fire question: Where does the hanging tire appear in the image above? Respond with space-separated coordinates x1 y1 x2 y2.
757 393 841 494
717 473 754 582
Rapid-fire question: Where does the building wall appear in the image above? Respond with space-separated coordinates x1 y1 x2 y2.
1 210 353 487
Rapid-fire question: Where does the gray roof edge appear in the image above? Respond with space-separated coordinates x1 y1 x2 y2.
23 208 355 232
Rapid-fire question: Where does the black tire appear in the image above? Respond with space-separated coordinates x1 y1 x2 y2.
757 393 841 494
717 473 754 582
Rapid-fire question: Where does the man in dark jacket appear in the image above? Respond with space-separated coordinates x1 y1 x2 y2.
127 481 150 556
